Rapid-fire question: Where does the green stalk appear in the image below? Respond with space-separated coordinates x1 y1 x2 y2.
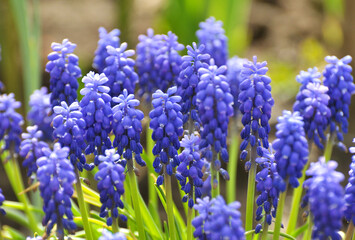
245 143 257 240
324 132 335 162
111 209 119 233
272 185 288 240
227 132 240 203
345 222 355 240
211 151 220 198
186 195 194 240
127 160 146 240
74 169 94 240
261 222 269 240
165 174 176 240
302 214 312 240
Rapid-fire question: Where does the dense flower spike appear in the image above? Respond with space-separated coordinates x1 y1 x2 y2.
112 89 145 167
254 147 281 232
176 134 204 207
149 86 184 185
296 67 321 89
37 143 76 237
178 43 210 127
95 149 126 226
0 93 23 153
53 101 94 171
20 126 49 177
345 139 355 224
93 27 120 73
323 55 355 143
99 229 127 240
293 82 331 149
103 43 138 97
0 188 5 216
192 196 245 240
196 60 233 168
273 111 308 189
80 72 112 165
196 17 228 67
227 56 247 117
45 39 81 108
238 56 274 165
303 159 345 240
27 87 53 141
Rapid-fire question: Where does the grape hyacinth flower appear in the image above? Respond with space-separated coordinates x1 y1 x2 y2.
26 237 42 240
0 93 23 153
295 67 321 89
238 56 274 165
293 82 331 149
196 17 228 67
273 111 308 189
112 89 145 167
20 126 49 177
36 143 76 238
95 149 126 226
80 72 112 165
149 86 183 185
53 101 94 171
45 39 81 108
0 188 5 216
176 134 204 207
323 55 355 143
303 159 345 240
103 43 138 97
27 87 53 141
93 27 120 73
99 229 126 240
192 196 245 240
178 43 210 128
345 139 355 224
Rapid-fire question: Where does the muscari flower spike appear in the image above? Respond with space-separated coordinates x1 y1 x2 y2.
196 17 228 67
27 87 53 141
45 39 81 108
53 101 94 171
79 72 112 165
95 149 126 226
0 188 6 216
192 196 245 240
178 42 210 127
36 143 76 238
345 139 355 224
176 134 204 208
103 43 138 97
93 27 120 73
20 125 50 177
0 93 23 153
323 55 355 144
149 86 184 185
238 56 274 167
302 159 345 240
273 111 308 189
99 229 126 240
112 89 145 167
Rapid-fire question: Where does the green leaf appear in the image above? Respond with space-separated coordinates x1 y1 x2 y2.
2 225 26 240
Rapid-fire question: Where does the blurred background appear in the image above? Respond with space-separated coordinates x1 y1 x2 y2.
0 0 354 235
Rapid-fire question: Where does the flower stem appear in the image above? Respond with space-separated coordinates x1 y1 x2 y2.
127 160 146 240
227 132 240 203
111 211 119 233
211 151 220 198
165 174 176 240
187 205 194 240
272 185 288 240
345 222 355 240
302 214 312 240
261 222 269 240
74 169 94 240
245 143 257 240
324 132 335 163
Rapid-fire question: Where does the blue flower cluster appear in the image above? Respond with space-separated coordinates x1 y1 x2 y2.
176 134 204 207
53 101 94 171
103 43 138 97
254 147 281 232
149 86 184 185
295 67 321 88
323 55 355 143
93 27 120 73
303 159 345 240
45 39 81 108
112 89 145 167
293 82 330 149
0 188 5 216
20 126 49 177
36 143 76 237
345 139 355 224
178 43 210 127
196 17 228 67
239 56 274 164
0 93 23 153
80 72 112 165
192 196 245 240
273 111 308 189
95 149 126 226
99 229 126 240
27 87 53 141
